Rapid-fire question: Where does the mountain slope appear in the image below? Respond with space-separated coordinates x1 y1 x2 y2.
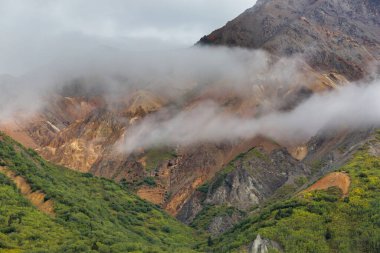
177 127 374 237
204 130 380 252
199 0 380 80
0 133 201 253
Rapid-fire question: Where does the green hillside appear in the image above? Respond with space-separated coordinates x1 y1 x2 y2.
0 133 202 253
1 130 380 253
205 133 380 252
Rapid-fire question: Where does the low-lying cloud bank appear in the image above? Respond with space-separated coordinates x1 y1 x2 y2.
119 79 380 154
0 47 304 121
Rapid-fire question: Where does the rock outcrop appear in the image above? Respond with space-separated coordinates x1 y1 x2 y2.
248 234 282 253
178 148 310 234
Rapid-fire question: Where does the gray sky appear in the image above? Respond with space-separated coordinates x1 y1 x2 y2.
0 0 256 74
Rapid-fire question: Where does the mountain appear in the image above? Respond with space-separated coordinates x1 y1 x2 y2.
198 0 380 80
1 0 378 221
1 0 380 252
0 72 345 219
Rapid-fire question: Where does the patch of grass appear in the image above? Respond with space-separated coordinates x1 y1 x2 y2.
197 182 210 194
191 205 241 232
294 176 308 187
243 148 270 163
311 160 324 174
143 176 157 187
144 148 177 171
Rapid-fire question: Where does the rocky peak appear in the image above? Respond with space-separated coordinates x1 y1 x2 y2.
198 0 380 80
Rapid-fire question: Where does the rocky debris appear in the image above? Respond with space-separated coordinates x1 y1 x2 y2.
248 234 283 253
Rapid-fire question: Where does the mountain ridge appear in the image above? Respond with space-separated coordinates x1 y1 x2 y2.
198 0 380 80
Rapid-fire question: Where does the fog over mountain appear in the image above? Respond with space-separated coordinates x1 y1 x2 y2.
0 47 296 120
119 79 380 154
0 0 379 157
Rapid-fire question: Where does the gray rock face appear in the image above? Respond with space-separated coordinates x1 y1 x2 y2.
369 142 380 157
204 167 261 210
202 147 309 210
176 191 204 224
248 234 283 253
304 128 375 176
208 212 242 236
177 148 309 233
198 0 380 80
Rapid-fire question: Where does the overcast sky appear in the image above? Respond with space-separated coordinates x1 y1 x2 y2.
0 0 256 75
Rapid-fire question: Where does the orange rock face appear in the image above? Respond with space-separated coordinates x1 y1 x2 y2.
305 172 351 196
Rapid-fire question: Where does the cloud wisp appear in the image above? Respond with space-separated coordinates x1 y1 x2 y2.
118 80 380 154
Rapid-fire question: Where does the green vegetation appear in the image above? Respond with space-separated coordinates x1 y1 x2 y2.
2 130 380 253
0 133 201 253
144 148 177 171
243 148 270 163
294 176 308 187
190 205 242 232
311 159 324 174
196 182 210 194
142 176 157 187
205 141 380 252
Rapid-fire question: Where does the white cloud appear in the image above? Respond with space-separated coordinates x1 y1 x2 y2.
0 0 256 74
118 80 380 154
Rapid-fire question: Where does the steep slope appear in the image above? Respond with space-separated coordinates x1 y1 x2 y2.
199 0 380 80
39 108 126 173
204 130 380 252
0 96 101 147
178 127 374 237
0 133 201 253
